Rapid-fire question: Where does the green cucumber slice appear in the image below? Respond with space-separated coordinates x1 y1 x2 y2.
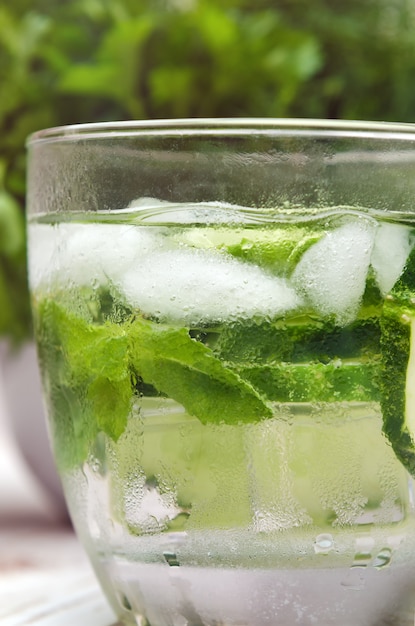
175 225 321 275
380 247 415 476
380 303 415 475
213 315 381 365
110 403 253 534
233 359 380 403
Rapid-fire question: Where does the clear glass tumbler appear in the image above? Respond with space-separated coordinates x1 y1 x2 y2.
27 119 415 625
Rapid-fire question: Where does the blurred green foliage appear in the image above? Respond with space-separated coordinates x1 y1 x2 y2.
2 0 415 341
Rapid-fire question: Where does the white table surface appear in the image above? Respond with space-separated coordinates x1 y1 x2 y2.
0 362 119 625
0 526 119 626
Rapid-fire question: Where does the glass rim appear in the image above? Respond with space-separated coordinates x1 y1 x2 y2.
27 117 415 146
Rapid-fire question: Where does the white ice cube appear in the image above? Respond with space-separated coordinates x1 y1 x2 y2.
28 223 59 290
30 222 301 323
371 222 413 295
119 248 302 324
28 222 160 292
291 220 376 325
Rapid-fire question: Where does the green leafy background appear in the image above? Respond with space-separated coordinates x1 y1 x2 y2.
2 0 415 342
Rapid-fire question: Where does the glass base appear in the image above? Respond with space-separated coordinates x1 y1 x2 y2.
96 556 415 626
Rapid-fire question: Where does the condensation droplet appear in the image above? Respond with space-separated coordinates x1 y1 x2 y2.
352 552 372 568
351 535 375 568
314 533 334 554
163 551 180 567
341 568 366 590
341 535 374 589
373 547 392 569
117 592 133 611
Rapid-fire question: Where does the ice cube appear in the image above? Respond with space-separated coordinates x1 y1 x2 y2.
292 220 376 325
29 222 160 291
30 221 301 323
119 248 302 324
28 223 59 290
371 222 414 295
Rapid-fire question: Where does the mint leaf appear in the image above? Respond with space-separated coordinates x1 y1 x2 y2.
87 377 132 441
34 299 272 470
35 299 132 470
127 316 272 425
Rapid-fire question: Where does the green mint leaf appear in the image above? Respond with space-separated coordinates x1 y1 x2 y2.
87 377 132 441
127 316 272 425
34 299 272 469
35 299 132 470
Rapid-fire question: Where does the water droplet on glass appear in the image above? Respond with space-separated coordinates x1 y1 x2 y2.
314 533 334 554
117 592 133 611
341 568 365 590
352 552 372 568
351 535 375 568
373 547 392 569
241 241 253 250
166 511 190 531
163 551 180 567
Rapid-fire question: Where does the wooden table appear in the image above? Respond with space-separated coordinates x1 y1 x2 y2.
0 525 119 626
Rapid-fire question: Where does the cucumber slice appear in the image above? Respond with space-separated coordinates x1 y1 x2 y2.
406 317 415 440
213 315 381 365
245 404 407 529
175 225 321 275
380 303 415 475
380 246 415 476
233 359 380 403
109 400 252 534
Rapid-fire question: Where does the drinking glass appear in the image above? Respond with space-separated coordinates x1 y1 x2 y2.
27 119 415 625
